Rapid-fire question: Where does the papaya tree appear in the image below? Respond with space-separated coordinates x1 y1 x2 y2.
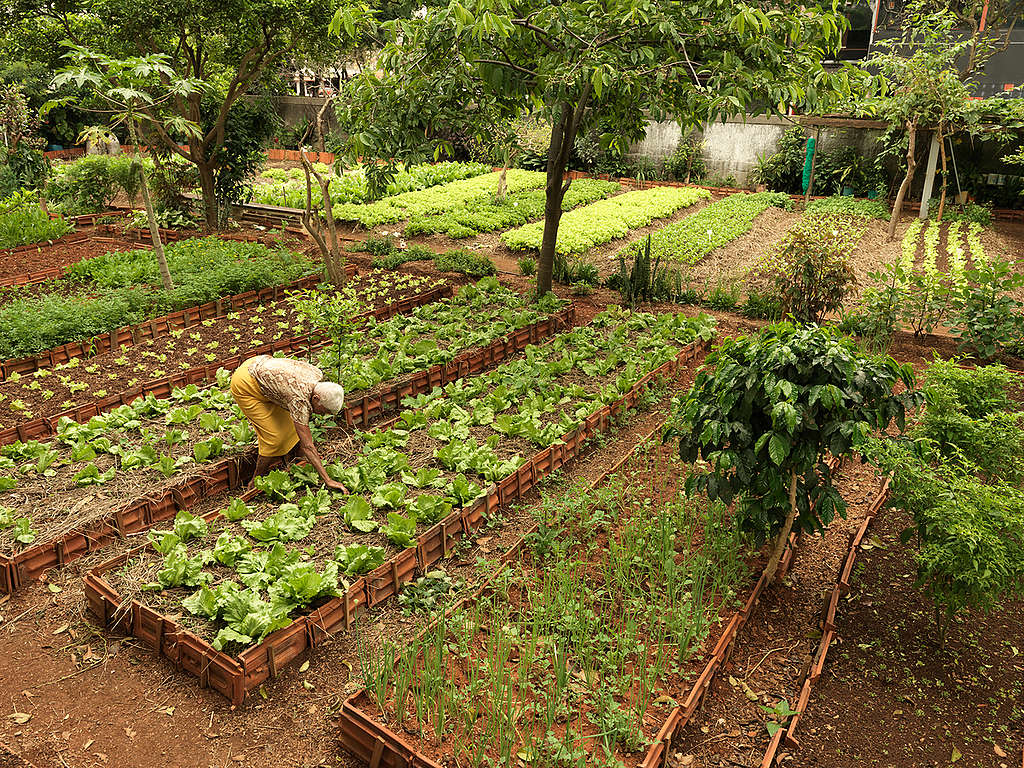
333 0 852 296
47 46 207 290
665 324 919 583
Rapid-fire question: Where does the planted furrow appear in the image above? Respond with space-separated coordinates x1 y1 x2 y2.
0 280 573 591
502 186 711 255
83 309 715 702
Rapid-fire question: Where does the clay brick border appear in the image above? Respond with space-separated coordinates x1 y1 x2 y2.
337 452 837 768
1 299 576 593
82 339 707 706
0 269 346 382
0 283 453 448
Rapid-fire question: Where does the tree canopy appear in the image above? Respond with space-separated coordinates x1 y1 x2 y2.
335 0 854 294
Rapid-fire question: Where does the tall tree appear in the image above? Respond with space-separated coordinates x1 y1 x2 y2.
14 0 355 229
334 0 850 295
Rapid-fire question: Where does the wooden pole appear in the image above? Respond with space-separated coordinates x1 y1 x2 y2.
919 131 941 221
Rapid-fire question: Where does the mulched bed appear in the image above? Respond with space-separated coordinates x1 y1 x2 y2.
663 459 885 768
795 504 1023 768
0 272 444 430
0 231 139 282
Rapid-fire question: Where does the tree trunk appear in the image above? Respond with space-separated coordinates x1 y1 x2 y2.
887 121 918 242
937 124 949 222
764 469 799 585
129 122 173 291
196 158 219 232
537 86 591 297
299 147 347 288
496 166 508 203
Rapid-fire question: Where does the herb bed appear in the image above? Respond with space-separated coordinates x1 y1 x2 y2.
83 313 714 704
0 271 443 434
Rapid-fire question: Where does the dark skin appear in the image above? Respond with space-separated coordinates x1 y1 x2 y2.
250 390 348 492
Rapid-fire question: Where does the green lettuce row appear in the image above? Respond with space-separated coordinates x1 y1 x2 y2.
332 170 547 228
251 161 491 209
138 308 714 652
501 186 711 255
618 191 793 266
318 277 566 392
404 179 620 239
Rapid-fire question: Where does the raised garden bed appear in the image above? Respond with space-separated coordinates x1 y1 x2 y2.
82 313 713 704
0 270 343 383
0 291 577 592
0 271 444 440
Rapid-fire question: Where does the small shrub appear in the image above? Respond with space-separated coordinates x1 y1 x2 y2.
0 190 73 249
706 280 740 310
764 214 859 324
372 244 434 270
741 290 782 320
928 198 992 225
45 154 141 215
362 234 398 259
663 137 706 183
946 258 1024 359
433 248 496 277
517 256 536 276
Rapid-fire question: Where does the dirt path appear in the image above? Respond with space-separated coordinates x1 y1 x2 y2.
664 460 885 768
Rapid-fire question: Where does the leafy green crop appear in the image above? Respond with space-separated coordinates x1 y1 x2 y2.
618 191 792 266
342 496 379 532
334 543 386 575
502 186 710 254
384 512 418 548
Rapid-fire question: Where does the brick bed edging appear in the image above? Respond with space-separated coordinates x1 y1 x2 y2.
0 299 576 593
0 283 453 447
0 269 346 383
335 450 835 768
81 339 708 706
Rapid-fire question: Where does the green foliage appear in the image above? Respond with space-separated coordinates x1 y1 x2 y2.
870 361 1024 641
384 511 418 548
0 189 72 248
371 243 434 270
502 186 709 255
752 127 807 193
617 192 791 267
398 569 463 614
432 248 496 277
761 213 861 324
805 196 889 219
946 258 1024 359
928 199 992 225
334 543 386 575
662 136 706 183
0 236 313 360
517 256 536 276
0 508 36 547
667 324 918 545
45 154 140 215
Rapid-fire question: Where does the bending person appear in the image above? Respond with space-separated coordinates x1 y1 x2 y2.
230 354 347 491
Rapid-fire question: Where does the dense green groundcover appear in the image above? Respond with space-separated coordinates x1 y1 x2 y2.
0 237 314 359
0 190 73 249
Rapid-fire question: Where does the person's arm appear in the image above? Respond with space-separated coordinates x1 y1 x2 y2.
294 421 348 492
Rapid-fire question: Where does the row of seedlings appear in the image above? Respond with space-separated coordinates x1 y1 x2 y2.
339 424 749 768
83 309 716 703
0 271 446 441
0 279 575 592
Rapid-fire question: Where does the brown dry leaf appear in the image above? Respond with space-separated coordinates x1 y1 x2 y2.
7 712 31 724
124 726 136 739
52 623 69 635
993 745 1007 758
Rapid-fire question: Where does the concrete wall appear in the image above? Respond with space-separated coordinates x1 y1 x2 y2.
272 96 339 136
629 115 885 186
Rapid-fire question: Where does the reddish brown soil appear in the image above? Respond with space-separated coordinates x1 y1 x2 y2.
0 232 138 283
794 504 1024 768
0 272 443 430
0 352 701 768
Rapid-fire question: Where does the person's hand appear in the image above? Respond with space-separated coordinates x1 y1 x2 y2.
324 479 349 494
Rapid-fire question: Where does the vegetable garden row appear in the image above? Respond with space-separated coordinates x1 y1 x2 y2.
0 278 577 592
80 309 714 704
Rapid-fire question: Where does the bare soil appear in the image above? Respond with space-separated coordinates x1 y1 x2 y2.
0 231 138 282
